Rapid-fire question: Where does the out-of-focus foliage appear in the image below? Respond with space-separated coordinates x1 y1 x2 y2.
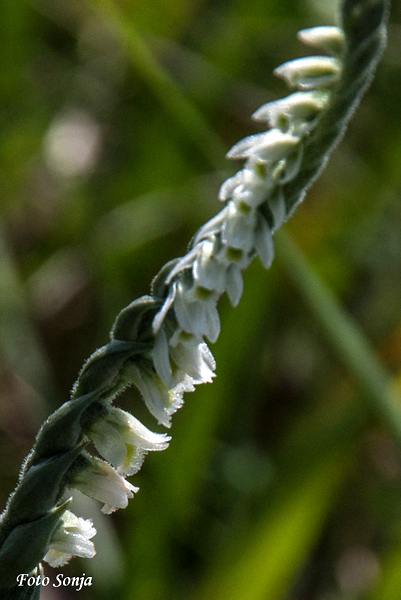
0 1 400 599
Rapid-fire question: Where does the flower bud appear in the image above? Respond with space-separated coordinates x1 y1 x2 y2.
297 26 345 56
252 91 328 128
274 56 341 89
227 129 300 163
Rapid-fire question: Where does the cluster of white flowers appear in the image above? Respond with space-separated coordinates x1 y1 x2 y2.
43 409 171 566
147 25 344 426
43 25 345 568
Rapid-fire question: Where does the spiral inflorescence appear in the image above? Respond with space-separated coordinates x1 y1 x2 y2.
0 1 389 596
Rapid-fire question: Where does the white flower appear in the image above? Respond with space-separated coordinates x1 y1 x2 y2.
221 201 258 253
43 510 96 567
88 407 171 476
169 330 216 384
193 237 228 293
225 264 244 306
254 214 275 268
219 171 247 202
227 129 300 162
297 26 345 56
72 457 138 514
219 165 272 208
152 326 174 386
267 188 287 232
128 362 195 427
173 279 221 342
278 142 304 183
252 91 328 131
274 56 341 89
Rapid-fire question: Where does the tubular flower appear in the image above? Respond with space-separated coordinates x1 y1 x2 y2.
88 407 171 476
43 510 96 568
274 56 342 89
127 361 195 427
297 26 345 55
71 456 138 514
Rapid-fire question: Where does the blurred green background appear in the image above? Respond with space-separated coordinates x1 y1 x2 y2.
1 0 401 599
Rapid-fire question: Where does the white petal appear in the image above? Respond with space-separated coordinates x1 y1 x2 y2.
251 130 301 162
192 207 228 244
177 294 220 342
44 549 75 568
297 26 345 55
115 409 171 449
268 189 287 231
173 282 199 334
254 216 274 268
164 246 200 285
274 56 341 89
193 239 227 293
101 479 138 514
226 134 265 160
152 327 172 386
61 511 96 536
89 419 127 468
279 145 304 184
252 91 328 126
44 511 96 567
167 375 195 416
232 181 270 209
45 535 95 562
175 281 220 342
72 457 138 514
215 243 252 271
129 364 172 427
170 340 216 383
219 173 244 201
225 264 244 306
204 301 221 343
88 408 170 476
221 202 256 251
219 164 272 209
152 282 177 333
44 549 73 568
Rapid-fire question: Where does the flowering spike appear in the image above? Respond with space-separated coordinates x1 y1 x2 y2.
0 0 390 588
